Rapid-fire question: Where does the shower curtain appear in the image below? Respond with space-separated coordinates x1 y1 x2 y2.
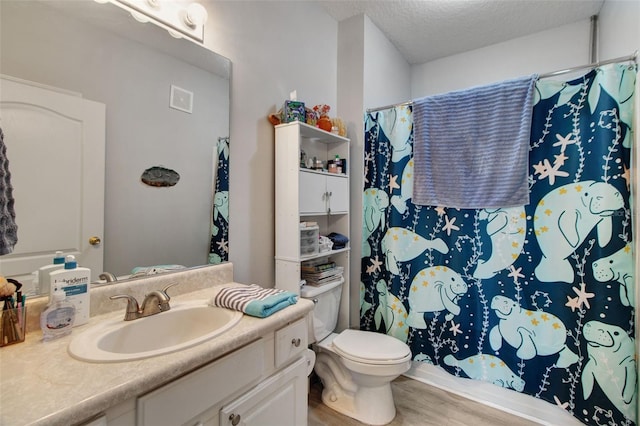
361 63 637 426
209 136 229 264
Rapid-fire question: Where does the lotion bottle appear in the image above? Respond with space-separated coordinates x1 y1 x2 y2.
50 255 91 326
37 251 65 295
40 287 76 341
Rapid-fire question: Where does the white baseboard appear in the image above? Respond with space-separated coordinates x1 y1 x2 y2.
404 361 582 426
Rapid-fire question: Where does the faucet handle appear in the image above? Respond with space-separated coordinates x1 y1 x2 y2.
110 294 140 321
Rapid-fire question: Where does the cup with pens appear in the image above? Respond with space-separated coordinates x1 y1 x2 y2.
0 277 27 347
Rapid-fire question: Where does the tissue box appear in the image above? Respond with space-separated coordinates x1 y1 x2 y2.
283 100 306 123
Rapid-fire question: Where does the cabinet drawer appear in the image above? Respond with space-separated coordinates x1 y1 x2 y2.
137 339 264 426
274 317 307 368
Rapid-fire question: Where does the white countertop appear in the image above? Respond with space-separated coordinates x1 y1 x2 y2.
0 269 313 426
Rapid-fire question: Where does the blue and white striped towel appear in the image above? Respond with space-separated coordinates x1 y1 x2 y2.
412 74 537 209
212 284 298 318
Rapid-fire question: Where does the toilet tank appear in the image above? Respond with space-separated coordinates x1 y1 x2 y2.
299 278 343 342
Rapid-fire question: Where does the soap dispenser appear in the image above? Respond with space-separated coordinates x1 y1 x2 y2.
40 287 75 341
37 251 65 295
334 154 343 174
49 255 91 326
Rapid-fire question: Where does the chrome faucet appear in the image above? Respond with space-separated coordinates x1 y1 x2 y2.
99 272 118 283
110 283 178 321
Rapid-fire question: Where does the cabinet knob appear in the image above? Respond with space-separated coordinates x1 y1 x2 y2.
291 337 301 347
229 413 241 426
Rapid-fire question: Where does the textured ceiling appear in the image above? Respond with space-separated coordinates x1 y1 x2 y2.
319 0 605 65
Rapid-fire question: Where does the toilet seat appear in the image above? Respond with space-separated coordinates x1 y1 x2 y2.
332 329 411 365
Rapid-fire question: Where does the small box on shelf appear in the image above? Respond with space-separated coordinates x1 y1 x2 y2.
299 224 319 257
283 101 306 123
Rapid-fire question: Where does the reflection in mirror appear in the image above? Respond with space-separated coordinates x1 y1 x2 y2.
0 0 230 297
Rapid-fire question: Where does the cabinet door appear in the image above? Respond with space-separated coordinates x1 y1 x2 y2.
299 171 326 214
326 175 348 214
220 356 307 426
137 340 264 426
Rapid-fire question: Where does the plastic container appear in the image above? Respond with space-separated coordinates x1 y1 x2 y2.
49 255 91 326
334 155 343 174
40 287 75 341
37 251 65 295
300 225 319 257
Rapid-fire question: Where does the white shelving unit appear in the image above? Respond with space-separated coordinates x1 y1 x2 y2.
275 121 350 331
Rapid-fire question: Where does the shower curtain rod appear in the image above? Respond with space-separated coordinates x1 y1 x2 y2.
538 50 637 79
365 50 638 114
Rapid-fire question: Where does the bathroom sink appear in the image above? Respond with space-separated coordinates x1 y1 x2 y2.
68 300 242 362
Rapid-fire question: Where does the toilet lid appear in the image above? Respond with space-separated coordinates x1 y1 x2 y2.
332 329 411 364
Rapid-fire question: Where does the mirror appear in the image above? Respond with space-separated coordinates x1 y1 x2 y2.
0 0 230 296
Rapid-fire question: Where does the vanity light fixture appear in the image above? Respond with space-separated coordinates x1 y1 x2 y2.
95 0 208 44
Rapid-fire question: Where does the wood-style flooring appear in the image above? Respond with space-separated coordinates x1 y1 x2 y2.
308 375 540 426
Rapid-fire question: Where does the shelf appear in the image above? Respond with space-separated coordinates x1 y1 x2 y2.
275 118 350 321
300 212 348 217
300 247 350 262
299 168 348 178
276 121 349 144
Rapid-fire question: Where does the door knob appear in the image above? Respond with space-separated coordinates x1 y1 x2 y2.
229 413 241 426
89 236 101 246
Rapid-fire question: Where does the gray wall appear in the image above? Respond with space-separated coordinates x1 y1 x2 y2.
203 1 339 287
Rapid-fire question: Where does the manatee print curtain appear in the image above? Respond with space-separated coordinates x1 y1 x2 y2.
361 63 637 426
209 137 229 264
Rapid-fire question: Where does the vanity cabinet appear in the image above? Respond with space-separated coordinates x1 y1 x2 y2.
275 123 350 326
100 318 308 426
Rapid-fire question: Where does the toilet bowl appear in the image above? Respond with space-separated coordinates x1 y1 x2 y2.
301 280 412 425
314 330 411 425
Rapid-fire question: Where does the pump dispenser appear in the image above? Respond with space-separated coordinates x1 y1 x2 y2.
334 154 343 174
49 255 91 326
40 287 75 341
37 251 65 295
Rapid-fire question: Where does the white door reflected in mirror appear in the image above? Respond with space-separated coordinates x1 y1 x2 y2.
0 76 105 296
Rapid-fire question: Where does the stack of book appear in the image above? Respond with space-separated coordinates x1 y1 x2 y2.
301 259 343 287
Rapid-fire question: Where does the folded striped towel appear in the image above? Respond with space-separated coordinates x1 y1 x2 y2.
211 284 298 318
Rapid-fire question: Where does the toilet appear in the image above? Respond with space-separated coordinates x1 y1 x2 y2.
301 279 412 425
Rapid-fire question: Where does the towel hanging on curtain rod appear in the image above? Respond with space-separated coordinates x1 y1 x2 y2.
365 50 638 113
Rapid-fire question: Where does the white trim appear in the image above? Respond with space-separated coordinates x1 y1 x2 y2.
0 73 82 98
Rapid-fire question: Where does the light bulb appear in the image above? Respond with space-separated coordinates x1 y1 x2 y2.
183 3 208 28
167 29 183 39
130 10 150 23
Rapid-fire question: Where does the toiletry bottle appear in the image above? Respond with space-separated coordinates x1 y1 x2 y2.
334 155 342 174
40 287 75 341
50 255 91 326
37 251 65 295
